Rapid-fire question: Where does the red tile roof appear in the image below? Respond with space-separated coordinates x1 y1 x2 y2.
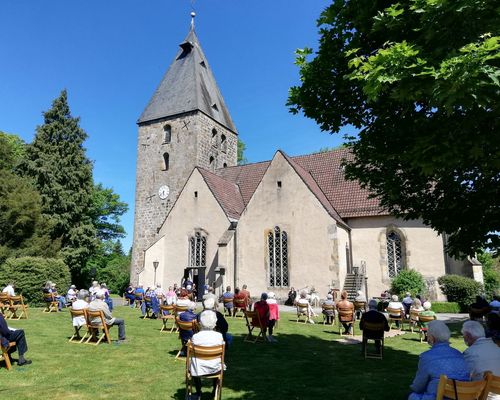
206 148 387 220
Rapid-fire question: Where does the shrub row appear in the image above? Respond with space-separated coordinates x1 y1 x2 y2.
437 274 483 312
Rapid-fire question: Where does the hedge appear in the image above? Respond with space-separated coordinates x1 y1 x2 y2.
430 302 461 313
0 256 71 305
437 274 483 312
391 269 426 298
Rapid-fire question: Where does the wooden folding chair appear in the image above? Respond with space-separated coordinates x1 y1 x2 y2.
232 298 247 318
409 309 421 333
0 339 16 370
362 321 385 359
43 293 58 313
354 301 367 320
222 297 233 316
160 304 176 333
387 307 405 330
322 304 335 325
134 292 144 308
338 307 355 336
185 340 225 400
0 293 11 317
482 372 500 400
175 318 198 359
418 315 437 342
435 374 487 400
143 296 152 319
69 308 90 343
8 295 28 320
243 310 266 343
85 310 112 345
296 303 309 323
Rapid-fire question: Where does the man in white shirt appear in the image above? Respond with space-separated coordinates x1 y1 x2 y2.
66 285 78 303
71 290 89 327
190 310 225 400
387 295 405 328
2 283 15 296
462 320 500 383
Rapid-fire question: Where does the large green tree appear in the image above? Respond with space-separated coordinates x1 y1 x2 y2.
19 90 97 274
288 0 500 257
91 183 128 242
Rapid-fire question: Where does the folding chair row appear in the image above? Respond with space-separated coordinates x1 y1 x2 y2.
435 372 500 400
0 294 29 320
243 310 266 343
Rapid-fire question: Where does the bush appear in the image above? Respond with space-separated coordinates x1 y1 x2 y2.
0 256 71 305
430 302 461 313
391 269 426 298
477 251 500 300
437 274 483 311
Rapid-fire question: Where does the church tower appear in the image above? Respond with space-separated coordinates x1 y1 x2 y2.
131 16 238 282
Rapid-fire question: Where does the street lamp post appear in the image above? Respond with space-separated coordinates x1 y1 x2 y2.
153 261 159 286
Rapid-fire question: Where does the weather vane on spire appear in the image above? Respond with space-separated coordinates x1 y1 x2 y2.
190 11 196 28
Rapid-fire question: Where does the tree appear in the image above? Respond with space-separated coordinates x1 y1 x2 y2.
19 90 97 275
477 250 500 299
91 183 128 241
288 0 500 257
237 139 247 165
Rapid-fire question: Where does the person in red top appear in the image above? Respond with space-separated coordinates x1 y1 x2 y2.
233 287 247 316
253 293 270 341
241 284 251 307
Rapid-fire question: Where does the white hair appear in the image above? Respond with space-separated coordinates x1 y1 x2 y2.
199 310 217 330
391 295 399 301
327 294 333 300
423 301 432 310
187 301 196 311
203 297 215 310
300 290 307 298
267 292 275 299
77 290 88 300
428 320 450 343
462 320 485 339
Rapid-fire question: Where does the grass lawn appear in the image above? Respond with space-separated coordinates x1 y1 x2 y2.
1 306 468 400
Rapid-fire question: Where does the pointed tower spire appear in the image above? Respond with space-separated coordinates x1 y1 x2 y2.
138 19 237 133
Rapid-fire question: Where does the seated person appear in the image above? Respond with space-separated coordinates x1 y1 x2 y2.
88 293 126 342
176 289 191 308
469 295 491 320
154 283 164 299
198 297 230 345
297 290 316 324
221 286 234 317
387 295 405 327
2 282 15 296
124 283 135 307
165 286 177 305
100 283 113 311
233 288 247 314
190 311 225 400
0 312 31 365
336 290 355 334
71 290 89 329
410 298 424 313
408 320 470 400
402 292 414 317
49 283 66 311
489 294 500 313
88 281 100 300
485 312 500 345
253 293 270 339
202 287 218 310
462 320 500 381
66 284 78 304
321 293 335 324
360 299 390 352
354 290 367 319
142 287 159 318
266 292 279 342
179 301 197 355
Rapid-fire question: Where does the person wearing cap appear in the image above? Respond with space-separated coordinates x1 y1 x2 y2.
408 320 469 400
360 299 389 353
66 284 78 304
88 293 126 342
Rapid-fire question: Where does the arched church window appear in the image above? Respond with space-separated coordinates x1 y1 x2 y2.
220 134 227 153
211 128 218 147
267 226 289 288
163 124 171 144
209 156 215 171
189 232 206 267
162 153 169 171
386 231 404 278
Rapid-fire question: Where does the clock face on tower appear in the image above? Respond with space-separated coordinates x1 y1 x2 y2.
158 185 170 200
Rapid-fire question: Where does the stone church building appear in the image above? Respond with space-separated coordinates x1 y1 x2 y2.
131 23 482 300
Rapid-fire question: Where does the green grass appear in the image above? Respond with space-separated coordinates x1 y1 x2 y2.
2 306 467 400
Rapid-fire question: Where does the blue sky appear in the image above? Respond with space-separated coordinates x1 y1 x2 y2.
0 0 351 252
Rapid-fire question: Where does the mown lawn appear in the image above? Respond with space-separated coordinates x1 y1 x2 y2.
1 305 467 399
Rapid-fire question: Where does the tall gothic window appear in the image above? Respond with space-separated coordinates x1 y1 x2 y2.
386 231 404 278
163 124 171 143
189 232 206 267
267 226 289 287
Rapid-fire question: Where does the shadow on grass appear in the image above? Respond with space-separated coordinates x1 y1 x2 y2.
171 331 421 400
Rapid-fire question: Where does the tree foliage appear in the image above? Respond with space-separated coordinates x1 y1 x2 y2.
288 0 500 257
237 139 247 165
390 269 426 298
91 183 128 241
477 250 500 299
438 274 484 311
19 90 97 273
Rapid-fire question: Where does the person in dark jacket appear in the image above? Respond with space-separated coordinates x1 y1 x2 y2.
360 299 390 352
0 312 32 366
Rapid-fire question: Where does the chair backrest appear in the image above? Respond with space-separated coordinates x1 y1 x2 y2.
160 304 175 314
134 292 144 300
338 307 354 322
418 315 436 323
223 297 233 304
297 303 309 313
354 301 366 311
322 304 335 311
245 310 263 328
483 372 500 400
186 340 224 362
70 308 86 319
176 317 197 333
386 307 402 316
435 375 487 400
410 309 421 321
0 293 9 304
234 298 246 308
43 293 55 302
176 305 188 314
86 309 106 327
9 295 23 306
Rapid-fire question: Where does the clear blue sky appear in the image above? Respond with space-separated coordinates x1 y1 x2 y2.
0 0 351 252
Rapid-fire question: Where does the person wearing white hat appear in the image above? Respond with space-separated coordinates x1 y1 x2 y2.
66 284 78 304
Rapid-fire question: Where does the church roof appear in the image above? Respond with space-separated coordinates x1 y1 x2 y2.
138 27 237 133
214 148 388 220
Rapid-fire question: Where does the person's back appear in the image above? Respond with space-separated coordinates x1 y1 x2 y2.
179 304 197 341
2 284 15 296
253 299 269 327
71 293 89 327
360 309 389 332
